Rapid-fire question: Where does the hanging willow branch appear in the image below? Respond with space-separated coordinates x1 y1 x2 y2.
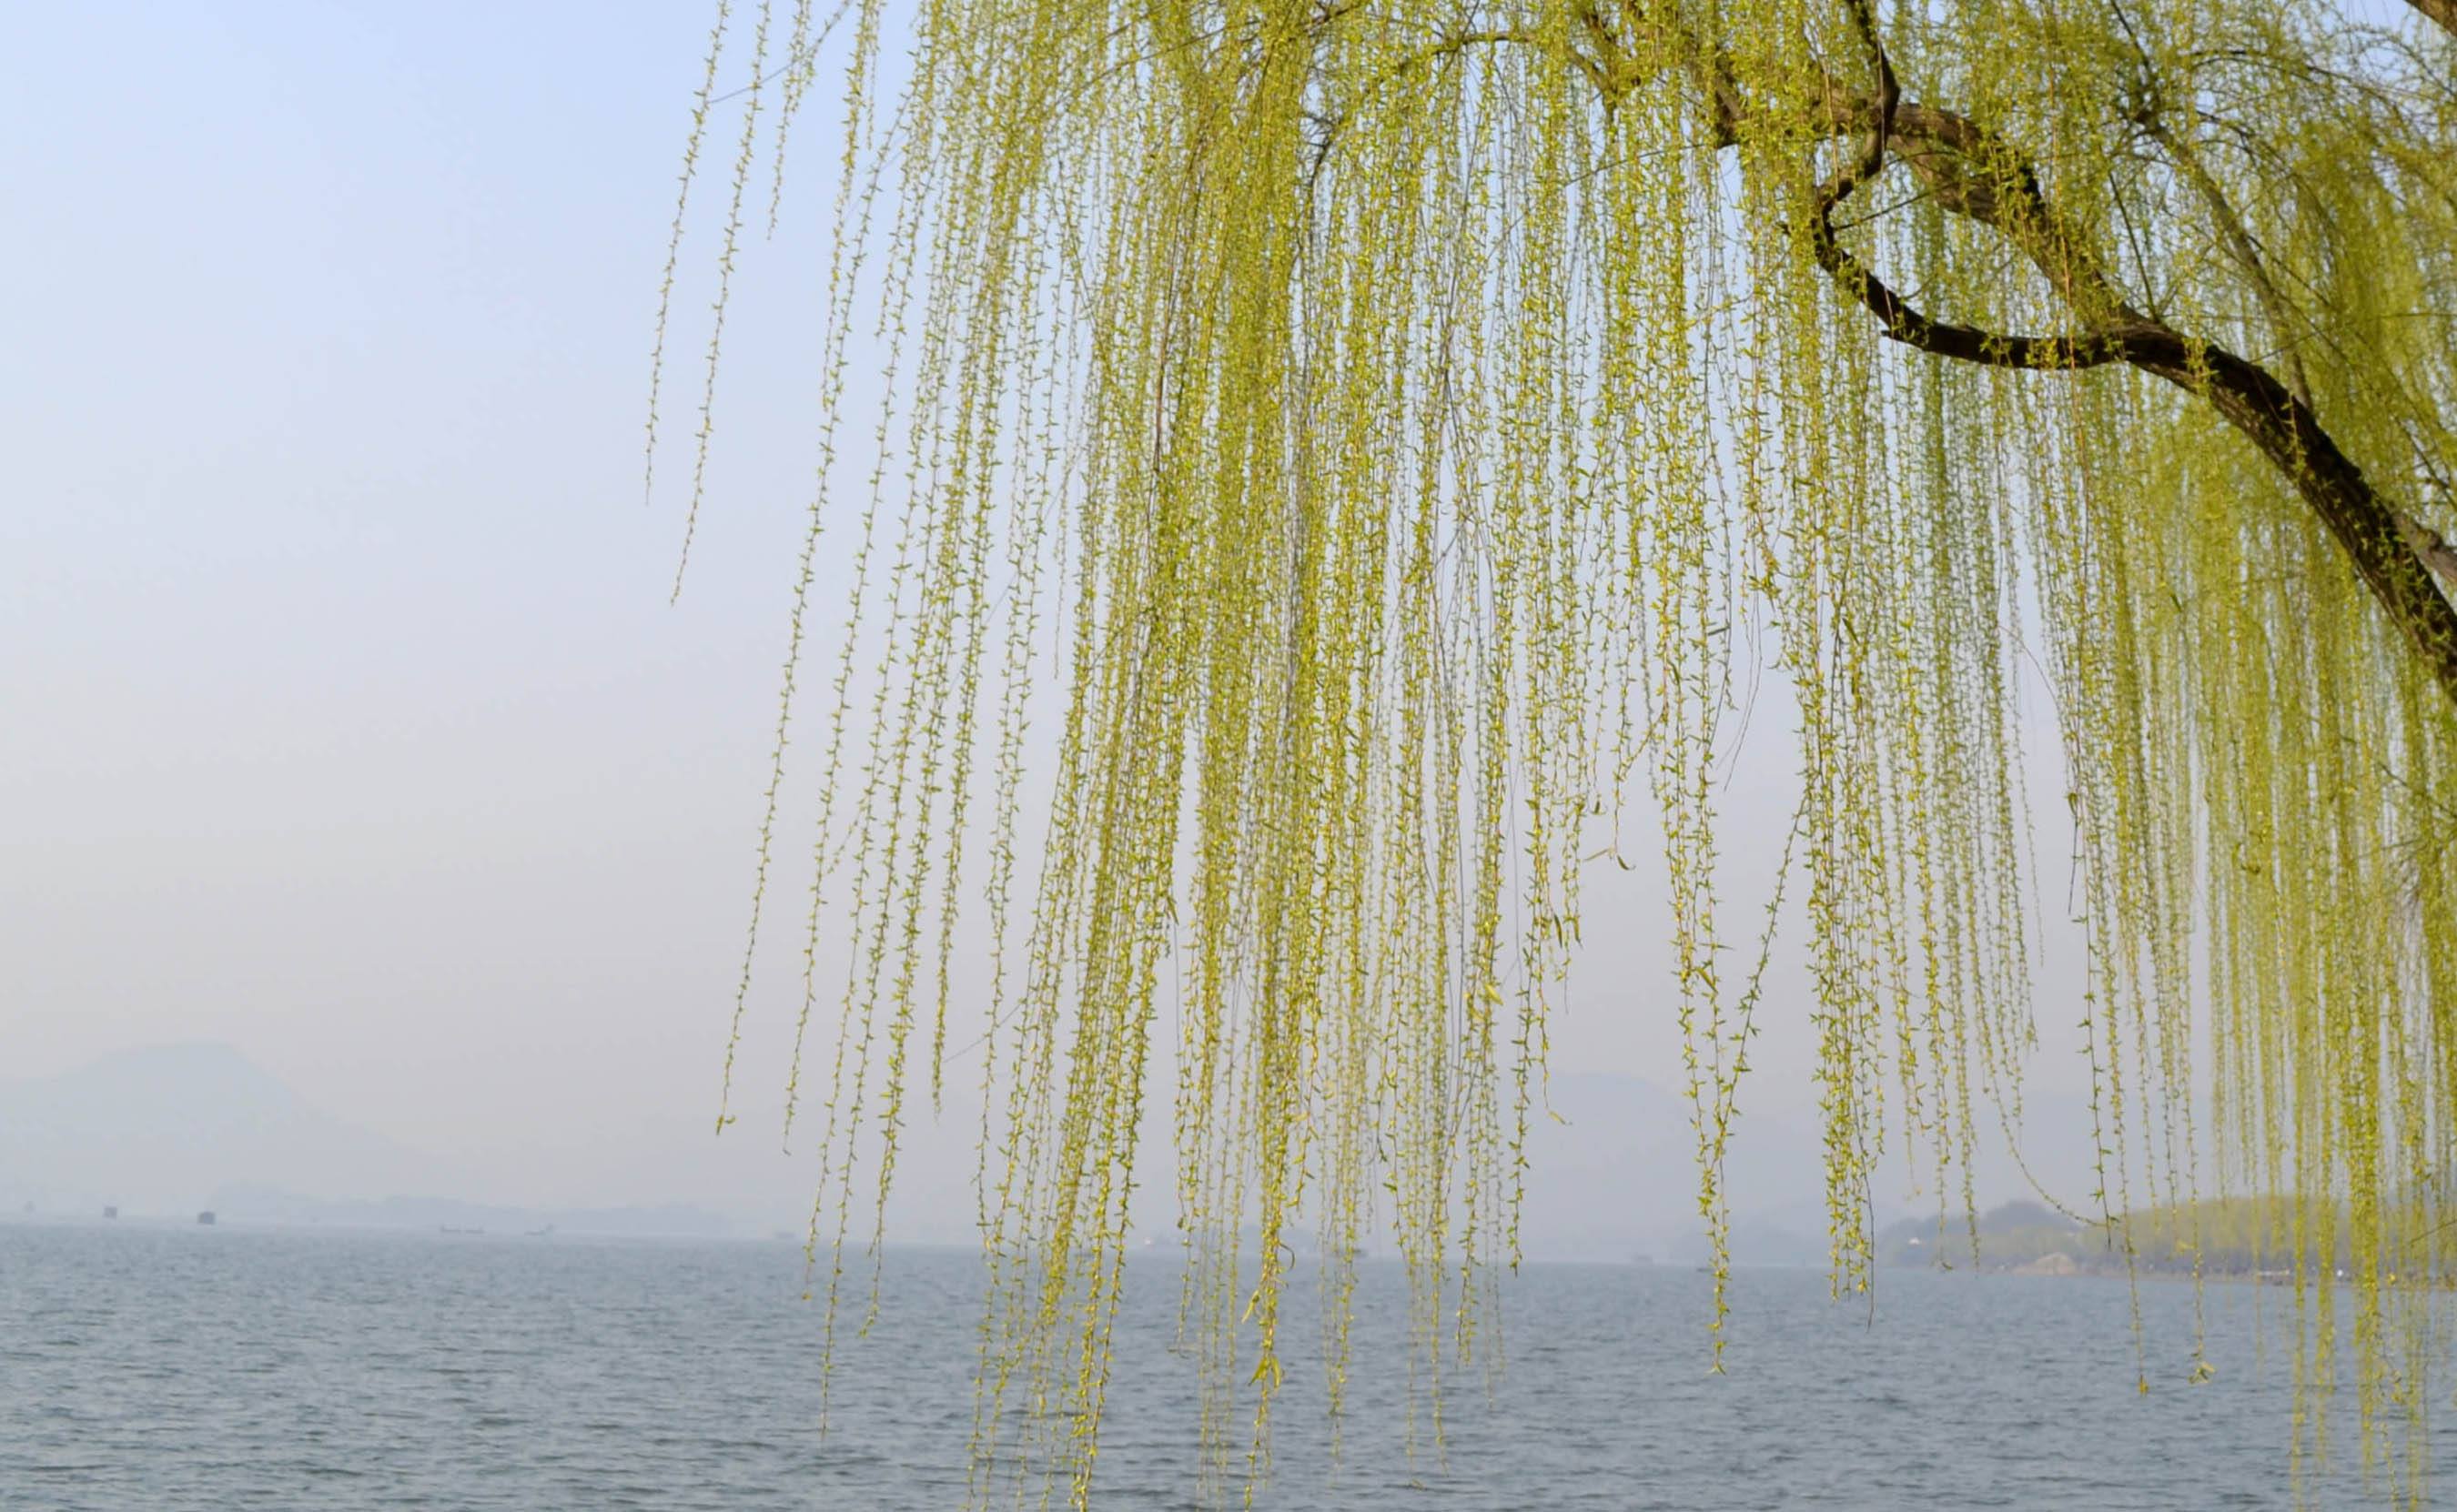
665 2 2457 1506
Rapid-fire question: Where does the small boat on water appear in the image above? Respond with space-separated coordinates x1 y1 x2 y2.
103 1205 117 1220
197 1211 216 1225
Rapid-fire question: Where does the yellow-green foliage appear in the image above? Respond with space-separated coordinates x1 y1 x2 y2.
659 2 2457 1505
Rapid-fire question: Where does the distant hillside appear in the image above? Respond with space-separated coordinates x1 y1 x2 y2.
0 1042 430 1215
1516 1073 2109 1265
1877 1196 2348 1277
0 1043 2112 1258
0 1043 749 1237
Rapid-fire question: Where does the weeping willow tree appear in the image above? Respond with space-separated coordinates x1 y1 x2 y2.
652 0 2457 1503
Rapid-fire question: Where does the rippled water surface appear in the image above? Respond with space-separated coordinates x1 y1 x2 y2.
1 1221 2436 1507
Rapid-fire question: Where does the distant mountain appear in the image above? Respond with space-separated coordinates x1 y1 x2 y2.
206 1182 735 1239
1514 1072 1831 1263
1877 1194 2345 1277
0 1042 430 1216
1513 1071 2110 1265
0 1042 2109 1255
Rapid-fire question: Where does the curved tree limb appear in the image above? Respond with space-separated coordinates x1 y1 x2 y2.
1803 11 2132 375
2131 110 2457 600
1317 3 2457 701
1793 6 2457 711
2399 505 2457 589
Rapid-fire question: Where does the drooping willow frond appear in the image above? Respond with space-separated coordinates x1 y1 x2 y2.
663 2 2457 1506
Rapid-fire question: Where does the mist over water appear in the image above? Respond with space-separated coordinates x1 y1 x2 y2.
4 1221 2425 1508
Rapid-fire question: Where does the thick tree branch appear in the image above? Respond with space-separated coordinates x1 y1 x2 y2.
1793 11 2457 711
2128 337 2457 707
2403 511 2457 589
1350 3 2457 708
1803 21 2133 374
2134 111 2457 600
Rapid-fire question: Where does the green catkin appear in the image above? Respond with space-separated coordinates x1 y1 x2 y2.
665 3 2457 1507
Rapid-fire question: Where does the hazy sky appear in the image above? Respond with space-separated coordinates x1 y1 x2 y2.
4 2 2106 1229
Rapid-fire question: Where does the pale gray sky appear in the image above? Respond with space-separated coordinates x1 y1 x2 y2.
2 1 2107 1236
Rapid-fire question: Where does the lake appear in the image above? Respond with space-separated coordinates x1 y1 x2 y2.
0 1220 2432 1507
